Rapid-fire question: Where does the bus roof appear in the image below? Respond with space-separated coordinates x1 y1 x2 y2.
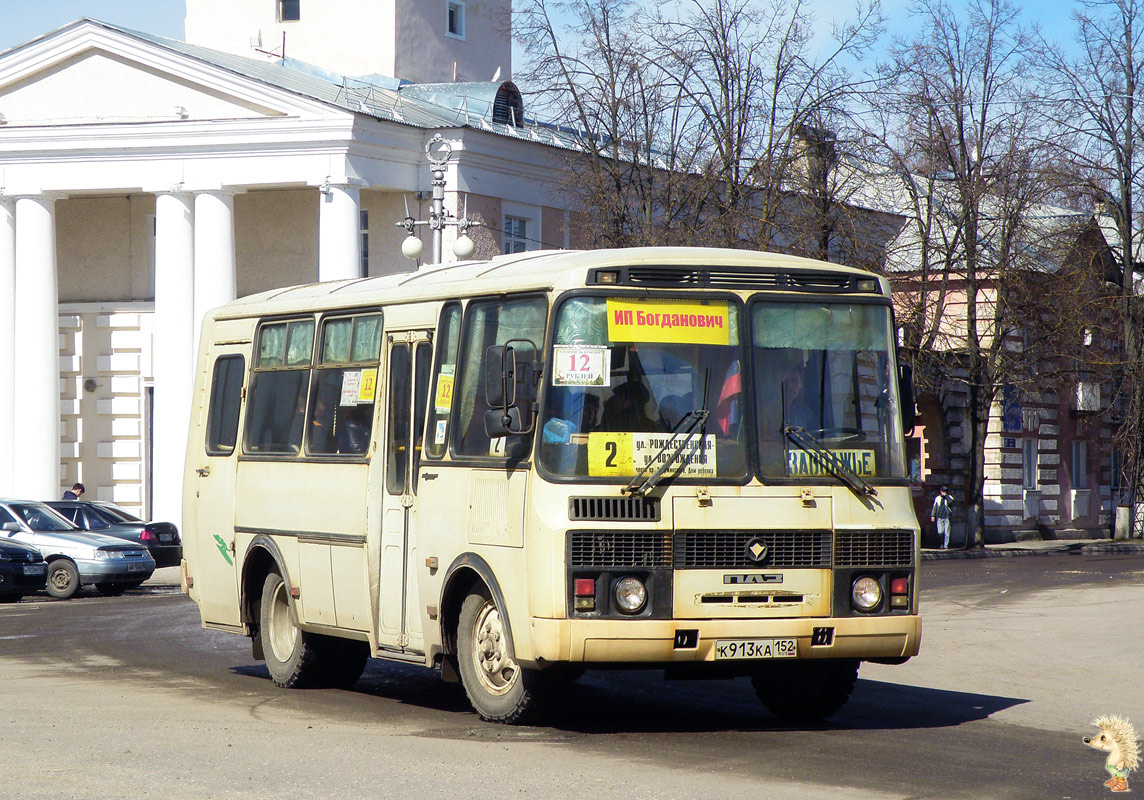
211 247 881 321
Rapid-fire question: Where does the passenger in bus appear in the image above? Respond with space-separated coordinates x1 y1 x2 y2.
597 379 659 432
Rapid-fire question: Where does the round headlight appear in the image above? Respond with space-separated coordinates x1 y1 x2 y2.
614 577 647 614
851 576 883 611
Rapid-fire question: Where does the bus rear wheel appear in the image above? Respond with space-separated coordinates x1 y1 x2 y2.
456 588 548 724
259 571 327 689
751 659 859 722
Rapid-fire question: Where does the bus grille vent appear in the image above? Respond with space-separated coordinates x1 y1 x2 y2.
568 496 661 522
620 267 856 292
675 530 831 569
834 531 914 567
569 531 673 568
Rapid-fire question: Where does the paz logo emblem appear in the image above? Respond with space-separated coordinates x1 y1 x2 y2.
745 537 768 564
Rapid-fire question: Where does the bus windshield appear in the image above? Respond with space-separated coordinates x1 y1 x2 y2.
538 294 907 485
751 300 907 483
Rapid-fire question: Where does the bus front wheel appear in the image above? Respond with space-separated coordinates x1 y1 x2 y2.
751 659 859 722
456 588 548 724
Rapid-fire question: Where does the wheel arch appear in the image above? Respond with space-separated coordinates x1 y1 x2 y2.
439 553 514 659
239 535 294 631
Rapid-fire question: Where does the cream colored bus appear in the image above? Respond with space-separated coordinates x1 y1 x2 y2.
182 247 922 724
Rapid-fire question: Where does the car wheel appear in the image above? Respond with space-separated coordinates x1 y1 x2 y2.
752 659 859 722
46 560 80 599
95 583 127 596
258 570 327 689
0 594 22 603
456 587 549 724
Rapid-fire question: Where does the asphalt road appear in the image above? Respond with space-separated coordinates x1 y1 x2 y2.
1 554 1141 799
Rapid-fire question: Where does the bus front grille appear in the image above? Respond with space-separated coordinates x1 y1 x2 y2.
834 530 914 567
674 530 832 569
568 496 661 522
569 531 673 568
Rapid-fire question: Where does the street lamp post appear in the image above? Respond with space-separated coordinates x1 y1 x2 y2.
396 134 476 264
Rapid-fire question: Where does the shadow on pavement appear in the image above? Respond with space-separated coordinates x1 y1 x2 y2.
232 659 1026 736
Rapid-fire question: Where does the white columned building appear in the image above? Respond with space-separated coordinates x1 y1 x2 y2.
0 198 14 492
0 16 574 522
12 194 63 499
317 182 364 282
152 191 197 523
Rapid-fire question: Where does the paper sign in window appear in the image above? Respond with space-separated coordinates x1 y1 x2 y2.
358 368 378 403
435 373 455 412
606 298 730 346
787 448 876 478
588 432 717 477
553 345 610 386
340 370 362 406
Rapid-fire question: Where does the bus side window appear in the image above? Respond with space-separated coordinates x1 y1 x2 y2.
245 319 314 454
454 295 547 458
206 355 245 455
426 303 461 459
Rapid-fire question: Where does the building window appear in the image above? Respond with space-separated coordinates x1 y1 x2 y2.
279 0 300 22
504 216 529 253
360 209 369 274
1072 440 1088 489
446 0 466 39
1022 438 1038 490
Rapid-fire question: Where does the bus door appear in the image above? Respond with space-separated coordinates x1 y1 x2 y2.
378 331 433 652
191 342 248 628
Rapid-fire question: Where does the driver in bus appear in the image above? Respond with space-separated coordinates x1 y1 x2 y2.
597 379 659 432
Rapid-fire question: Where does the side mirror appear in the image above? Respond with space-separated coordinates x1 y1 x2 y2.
898 363 916 433
1 521 20 532
483 339 540 438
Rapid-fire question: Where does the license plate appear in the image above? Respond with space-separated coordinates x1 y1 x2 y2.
127 563 147 572
714 638 797 660
159 534 174 543
23 565 45 576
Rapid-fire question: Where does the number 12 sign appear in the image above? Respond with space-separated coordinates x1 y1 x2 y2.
552 345 610 387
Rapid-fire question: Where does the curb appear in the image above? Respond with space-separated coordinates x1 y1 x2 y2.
921 540 1144 561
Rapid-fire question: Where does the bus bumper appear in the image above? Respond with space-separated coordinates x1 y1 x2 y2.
526 614 921 665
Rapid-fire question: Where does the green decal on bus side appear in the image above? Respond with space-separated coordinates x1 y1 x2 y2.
214 534 234 566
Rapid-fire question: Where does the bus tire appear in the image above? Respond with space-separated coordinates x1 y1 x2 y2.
751 659 859 722
259 570 325 689
456 587 547 724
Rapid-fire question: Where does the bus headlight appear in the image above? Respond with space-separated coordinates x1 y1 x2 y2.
851 576 882 611
614 577 647 614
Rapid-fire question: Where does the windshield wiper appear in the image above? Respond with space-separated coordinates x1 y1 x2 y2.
623 409 709 498
784 425 877 498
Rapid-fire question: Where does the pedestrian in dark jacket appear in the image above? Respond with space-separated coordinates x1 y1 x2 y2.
930 485 952 549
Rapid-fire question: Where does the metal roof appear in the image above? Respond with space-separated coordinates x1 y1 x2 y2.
61 19 585 150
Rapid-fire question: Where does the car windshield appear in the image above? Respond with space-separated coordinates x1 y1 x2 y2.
751 300 907 481
539 295 747 480
12 503 77 531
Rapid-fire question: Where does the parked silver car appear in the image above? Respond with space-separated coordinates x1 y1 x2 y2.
0 499 155 599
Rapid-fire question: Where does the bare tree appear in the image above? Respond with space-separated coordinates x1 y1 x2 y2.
513 0 882 248
871 0 1077 548
1041 0 1144 533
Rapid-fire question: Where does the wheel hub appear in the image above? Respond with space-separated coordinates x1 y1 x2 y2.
267 581 297 662
473 602 518 696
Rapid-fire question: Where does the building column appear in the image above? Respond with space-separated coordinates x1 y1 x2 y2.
0 198 14 494
193 190 238 357
152 191 196 525
12 194 63 499
317 183 362 282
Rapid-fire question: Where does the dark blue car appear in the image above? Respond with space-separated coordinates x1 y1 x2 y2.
47 501 182 569
0 538 47 602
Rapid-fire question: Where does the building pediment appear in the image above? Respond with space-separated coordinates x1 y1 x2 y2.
0 20 345 127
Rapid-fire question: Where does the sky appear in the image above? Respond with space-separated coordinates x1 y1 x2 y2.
0 0 1085 61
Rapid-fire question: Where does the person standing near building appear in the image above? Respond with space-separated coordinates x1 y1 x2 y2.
62 482 84 500
931 485 952 549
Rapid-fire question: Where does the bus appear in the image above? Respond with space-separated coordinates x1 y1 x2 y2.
182 247 921 724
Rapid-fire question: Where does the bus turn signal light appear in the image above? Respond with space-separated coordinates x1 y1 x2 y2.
574 578 596 612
